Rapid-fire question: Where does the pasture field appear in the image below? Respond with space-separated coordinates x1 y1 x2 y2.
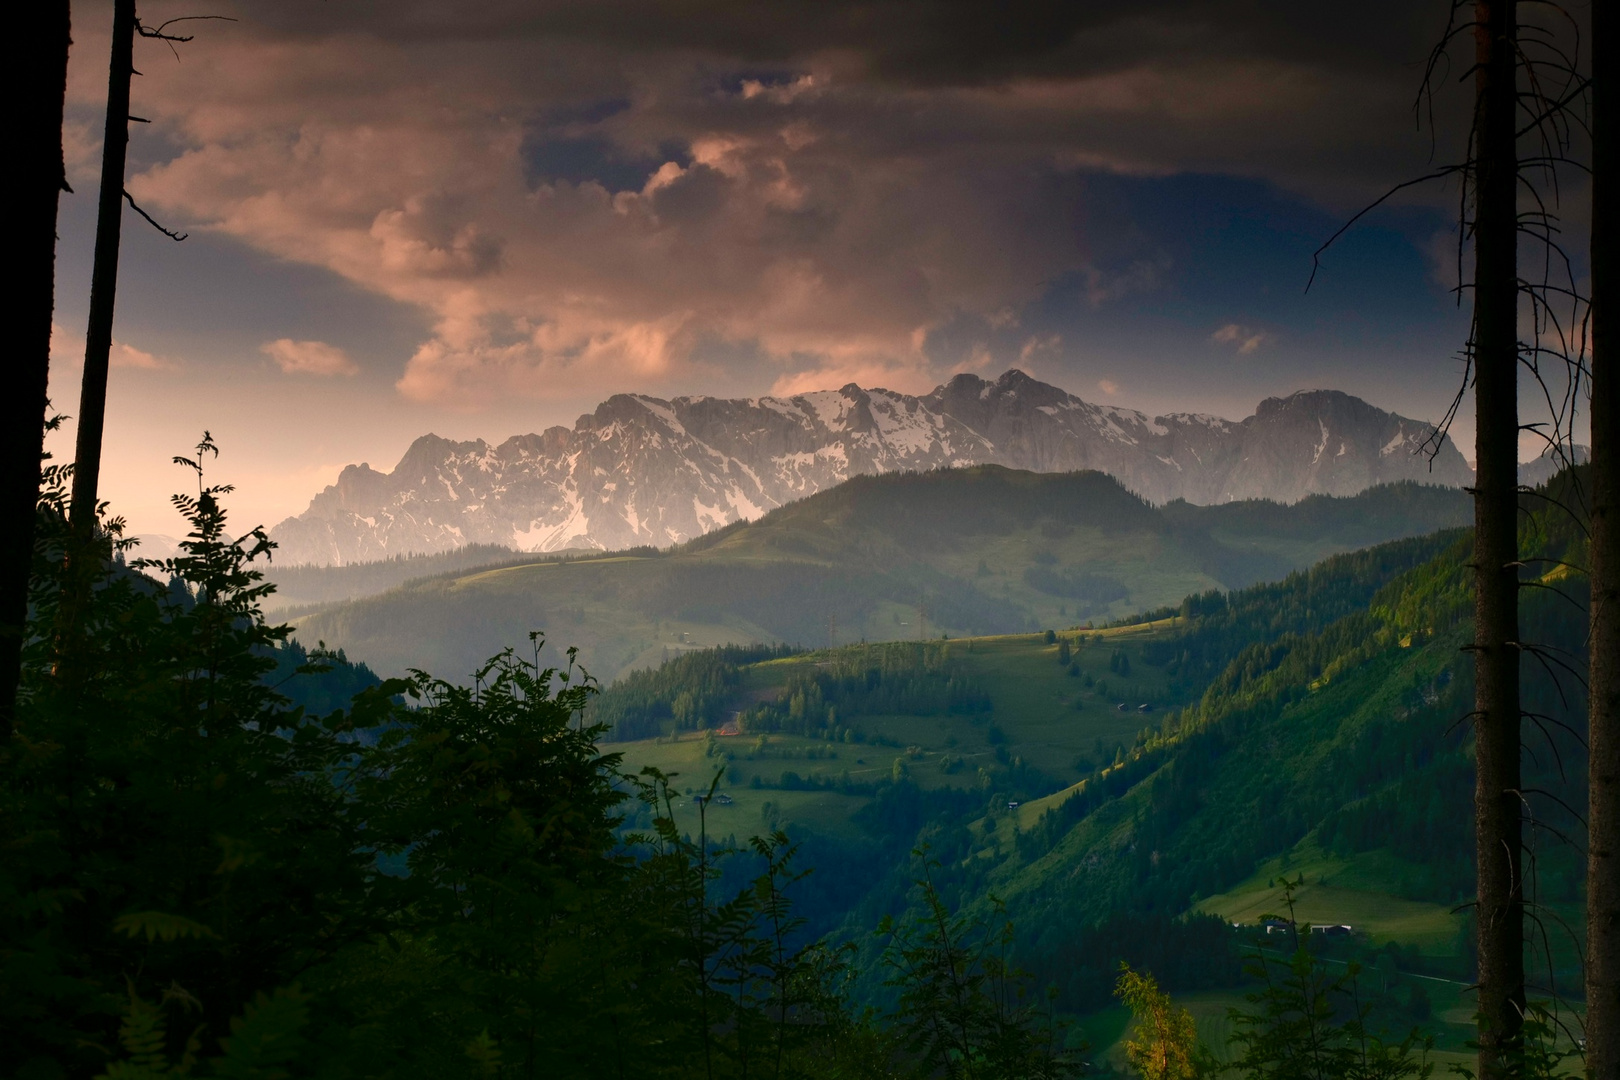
609 627 1192 836
1195 844 1463 954
614 731 873 838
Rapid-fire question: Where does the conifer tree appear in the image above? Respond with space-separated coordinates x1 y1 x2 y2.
1587 0 1617 1067
1456 5 1528 1074
68 0 136 538
3 1 71 735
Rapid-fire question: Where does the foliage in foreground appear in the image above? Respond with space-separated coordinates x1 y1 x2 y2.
1113 878 1588 1079
2 446 1082 1079
3 444 1540 1078
1114 966 1213 1080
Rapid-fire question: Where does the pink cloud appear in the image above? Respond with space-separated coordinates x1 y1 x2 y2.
89 25 1100 407
1211 323 1272 355
50 323 176 371
769 359 937 397
261 339 360 377
88 5 1444 410
113 342 170 370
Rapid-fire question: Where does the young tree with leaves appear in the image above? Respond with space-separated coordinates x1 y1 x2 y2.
1114 964 1212 1080
879 854 1077 1080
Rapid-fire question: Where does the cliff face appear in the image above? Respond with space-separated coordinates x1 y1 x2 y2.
271 370 1471 565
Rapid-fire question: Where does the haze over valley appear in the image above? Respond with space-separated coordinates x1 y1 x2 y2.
273 464 1471 686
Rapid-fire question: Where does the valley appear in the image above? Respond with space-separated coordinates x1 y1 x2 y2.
536 474 1583 1065
262 467 1590 1068
610 626 1188 840
276 466 1470 684
20 6 1603 1072
584 609 1504 1066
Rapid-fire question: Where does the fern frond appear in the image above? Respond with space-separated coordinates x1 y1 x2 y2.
210 986 311 1080
113 911 219 942
466 1029 503 1076
97 986 175 1079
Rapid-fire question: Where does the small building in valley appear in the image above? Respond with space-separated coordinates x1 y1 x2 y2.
1311 924 1353 938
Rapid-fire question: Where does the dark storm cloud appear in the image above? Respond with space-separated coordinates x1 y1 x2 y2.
305 0 1471 201
69 0 1585 537
95 0 1516 408
244 1 1444 82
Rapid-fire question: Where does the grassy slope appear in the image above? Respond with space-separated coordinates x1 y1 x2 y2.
986 482 1587 1053
968 627 1474 994
286 468 1467 684
614 624 1187 839
563 490 1590 1068
605 493 1586 1053
1196 841 1460 953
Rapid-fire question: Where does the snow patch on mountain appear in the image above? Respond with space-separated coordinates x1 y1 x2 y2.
270 371 1472 565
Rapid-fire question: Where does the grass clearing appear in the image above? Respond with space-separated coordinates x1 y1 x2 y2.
1195 842 1463 954
615 732 872 838
949 631 1189 785
608 628 1195 842
618 630 1193 792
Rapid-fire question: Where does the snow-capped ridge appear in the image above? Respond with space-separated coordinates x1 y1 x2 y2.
271 369 1472 565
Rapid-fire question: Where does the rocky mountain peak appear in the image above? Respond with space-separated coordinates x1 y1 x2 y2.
271 370 1471 565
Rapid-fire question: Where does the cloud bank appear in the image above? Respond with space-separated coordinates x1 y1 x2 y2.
79 0 1478 409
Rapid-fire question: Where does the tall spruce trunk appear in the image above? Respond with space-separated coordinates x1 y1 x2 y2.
1588 0 1618 1069
1471 1 1525 1075
2 2 73 736
69 0 136 536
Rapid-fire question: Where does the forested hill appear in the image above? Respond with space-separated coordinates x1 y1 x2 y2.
588 529 1460 743
283 466 1469 685
928 475 1585 1035
595 473 1587 1057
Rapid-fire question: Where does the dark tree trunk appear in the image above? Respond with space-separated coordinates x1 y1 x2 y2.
69 0 136 536
1588 0 1618 1069
1 2 73 737
1471 2 1524 1075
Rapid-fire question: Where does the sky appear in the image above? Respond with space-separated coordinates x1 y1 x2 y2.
47 0 1592 540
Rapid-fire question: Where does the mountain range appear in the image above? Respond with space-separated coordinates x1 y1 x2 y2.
270 369 1472 566
283 466 1471 684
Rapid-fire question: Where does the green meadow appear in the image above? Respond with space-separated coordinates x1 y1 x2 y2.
611 627 1187 814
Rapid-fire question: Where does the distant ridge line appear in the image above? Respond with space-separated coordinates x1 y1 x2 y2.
270 370 1472 566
